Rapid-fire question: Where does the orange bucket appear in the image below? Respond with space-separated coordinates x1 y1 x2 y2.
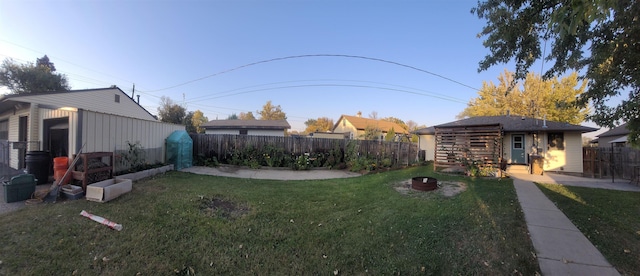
54 169 71 185
53 157 69 170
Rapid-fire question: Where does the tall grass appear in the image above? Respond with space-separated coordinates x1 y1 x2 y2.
0 166 538 275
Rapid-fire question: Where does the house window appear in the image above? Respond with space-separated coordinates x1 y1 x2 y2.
239 129 248 135
0 120 7 140
115 94 120 103
548 132 564 150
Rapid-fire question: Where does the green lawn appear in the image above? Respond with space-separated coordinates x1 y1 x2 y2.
0 166 539 275
537 183 640 275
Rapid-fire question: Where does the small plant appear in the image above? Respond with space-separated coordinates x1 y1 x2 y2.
120 141 145 172
291 154 311 170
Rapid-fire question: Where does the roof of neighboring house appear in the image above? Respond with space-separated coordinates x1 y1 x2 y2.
334 115 409 134
435 116 598 133
596 123 629 138
0 87 157 120
202 119 291 130
414 126 435 135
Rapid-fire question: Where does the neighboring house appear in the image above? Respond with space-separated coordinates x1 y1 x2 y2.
202 119 290 137
414 126 435 161
417 115 598 174
596 123 630 147
0 87 184 174
332 114 409 140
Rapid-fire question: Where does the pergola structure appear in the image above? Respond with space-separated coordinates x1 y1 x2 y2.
433 124 503 171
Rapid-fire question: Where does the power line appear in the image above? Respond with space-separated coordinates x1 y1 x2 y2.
184 83 469 104
184 79 467 103
143 54 481 93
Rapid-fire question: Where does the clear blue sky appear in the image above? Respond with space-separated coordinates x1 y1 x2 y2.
0 0 602 135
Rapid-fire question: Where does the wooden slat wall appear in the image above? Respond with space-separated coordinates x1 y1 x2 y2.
434 125 503 170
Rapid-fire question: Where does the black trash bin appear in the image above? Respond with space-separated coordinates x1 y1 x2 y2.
25 151 50 185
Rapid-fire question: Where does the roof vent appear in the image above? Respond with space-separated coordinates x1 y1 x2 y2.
542 115 548 128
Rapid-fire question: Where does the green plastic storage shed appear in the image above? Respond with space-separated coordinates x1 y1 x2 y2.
166 130 193 170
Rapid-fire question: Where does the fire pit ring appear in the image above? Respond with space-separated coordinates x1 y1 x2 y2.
411 176 438 191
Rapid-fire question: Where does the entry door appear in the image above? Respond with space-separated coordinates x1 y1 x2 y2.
511 134 526 164
18 116 28 168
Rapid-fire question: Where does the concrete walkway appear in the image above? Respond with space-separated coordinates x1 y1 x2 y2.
509 166 636 275
181 165 362 180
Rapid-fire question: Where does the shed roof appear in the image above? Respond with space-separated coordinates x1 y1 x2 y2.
202 119 291 130
334 115 409 134
435 116 598 133
0 87 157 121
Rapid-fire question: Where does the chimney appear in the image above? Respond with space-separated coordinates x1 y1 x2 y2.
357 111 362 118
136 95 140 104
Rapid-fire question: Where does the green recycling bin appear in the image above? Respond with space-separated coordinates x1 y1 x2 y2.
3 174 37 203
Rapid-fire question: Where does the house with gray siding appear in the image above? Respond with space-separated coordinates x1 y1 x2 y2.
202 119 290 137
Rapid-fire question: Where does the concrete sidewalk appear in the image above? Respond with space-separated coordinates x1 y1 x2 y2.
509 167 627 275
181 165 362 180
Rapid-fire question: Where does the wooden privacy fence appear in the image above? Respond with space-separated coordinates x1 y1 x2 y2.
190 134 420 167
583 147 640 180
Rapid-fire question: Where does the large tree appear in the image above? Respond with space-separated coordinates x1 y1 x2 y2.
239 112 256 120
191 110 208 133
257 100 287 120
157 96 186 124
304 117 334 134
0 55 70 94
474 0 640 146
458 70 588 124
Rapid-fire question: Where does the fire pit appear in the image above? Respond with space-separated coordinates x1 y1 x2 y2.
411 176 438 191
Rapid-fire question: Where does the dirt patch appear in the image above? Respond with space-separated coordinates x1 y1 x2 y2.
198 196 250 219
394 179 467 197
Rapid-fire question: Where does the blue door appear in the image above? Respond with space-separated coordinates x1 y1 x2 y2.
511 134 526 164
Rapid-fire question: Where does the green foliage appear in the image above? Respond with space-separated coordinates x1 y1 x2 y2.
363 125 382 140
385 127 396 141
227 113 238 120
474 0 639 146
291 154 311 170
157 96 186 124
119 141 146 172
0 56 70 94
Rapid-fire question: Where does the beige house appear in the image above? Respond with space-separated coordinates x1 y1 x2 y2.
417 116 598 174
332 114 409 140
0 87 184 174
202 119 290 137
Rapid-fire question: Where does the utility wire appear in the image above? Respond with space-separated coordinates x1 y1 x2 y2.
185 84 469 104
184 79 467 104
142 54 481 93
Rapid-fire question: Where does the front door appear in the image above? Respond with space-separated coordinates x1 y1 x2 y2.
511 134 525 164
